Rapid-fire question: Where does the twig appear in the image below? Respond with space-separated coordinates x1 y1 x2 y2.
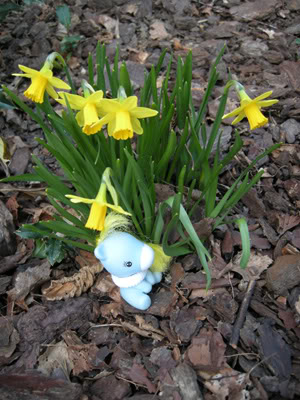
121 321 164 341
230 279 256 348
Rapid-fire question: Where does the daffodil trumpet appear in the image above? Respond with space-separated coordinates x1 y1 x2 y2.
222 81 278 130
91 92 158 140
12 53 71 104
66 182 131 231
57 82 105 135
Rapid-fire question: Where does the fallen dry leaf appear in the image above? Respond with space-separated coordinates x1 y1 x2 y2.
0 318 20 358
170 307 203 342
155 183 176 203
5 195 19 221
42 264 102 301
62 330 100 376
91 271 122 303
129 362 156 393
259 27 276 39
172 38 191 52
278 309 297 331
124 3 138 15
150 20 170 40
75 250 100 268
7 259 51 315
207 240 227 278
170 262 185 289
186 328 226 373
38 340 73 380
276 214 300 236
98 14 117 33
281 243 300 255
232 251 273 281
291 227 300 250
100 302 124 318
0 241 33 275
128 48 149 64
200 367 249 400
68 56 80 70
23 203 57 223
272 144 299 159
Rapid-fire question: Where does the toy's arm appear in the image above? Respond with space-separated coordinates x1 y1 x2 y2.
145 270 162 285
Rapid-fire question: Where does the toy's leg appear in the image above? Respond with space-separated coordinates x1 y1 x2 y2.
120 287 151 310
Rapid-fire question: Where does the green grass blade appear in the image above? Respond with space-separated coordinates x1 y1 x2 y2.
236 218 250 269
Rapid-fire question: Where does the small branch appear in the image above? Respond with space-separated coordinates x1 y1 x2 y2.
230 279 256 348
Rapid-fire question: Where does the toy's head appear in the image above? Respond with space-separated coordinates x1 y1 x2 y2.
94 232 154 278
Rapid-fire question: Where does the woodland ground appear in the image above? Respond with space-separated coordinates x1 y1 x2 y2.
0 0 300 399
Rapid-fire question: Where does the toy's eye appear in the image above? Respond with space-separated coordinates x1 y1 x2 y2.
124 261 132 267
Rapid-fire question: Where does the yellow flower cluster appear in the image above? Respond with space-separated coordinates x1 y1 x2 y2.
13 58 158 141
13 55 279 232
57 91 157 140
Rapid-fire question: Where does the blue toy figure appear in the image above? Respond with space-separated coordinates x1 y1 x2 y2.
94 214 171 310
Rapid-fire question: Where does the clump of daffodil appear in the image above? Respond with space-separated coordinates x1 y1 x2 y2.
57 81 105 135
66 168 131 231
223 82 279 130
12 53 70 104
91 87 158 140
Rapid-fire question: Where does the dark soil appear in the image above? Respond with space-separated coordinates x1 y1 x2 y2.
1 0 300 399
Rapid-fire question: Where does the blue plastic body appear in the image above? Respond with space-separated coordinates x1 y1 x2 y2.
94 232 162 310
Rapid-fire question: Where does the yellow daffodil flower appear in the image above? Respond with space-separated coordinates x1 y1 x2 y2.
223 88 278 130
92 96 158 140
57 90 105 135
66 183 131 231
13 63 70 104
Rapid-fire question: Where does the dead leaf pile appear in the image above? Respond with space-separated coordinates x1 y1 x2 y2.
42 264 102 301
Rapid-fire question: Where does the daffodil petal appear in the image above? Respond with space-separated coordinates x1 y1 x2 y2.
12 73 32 78
107 119 116 137
88 90 104 103
131 117 143 134
45 83 59 99
65 194 94 204
49 76 71 90
83 102 99 126
76 110 84 127
130 107 158 118
97 113 115 128
40 69 53 79
122 96 138 110
231 111 246 125
98 99 122 113
252 91 273 103
105 203 131 215
18 65 40 76
58 92 86 109
257 99 279 108
222 105 245 119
